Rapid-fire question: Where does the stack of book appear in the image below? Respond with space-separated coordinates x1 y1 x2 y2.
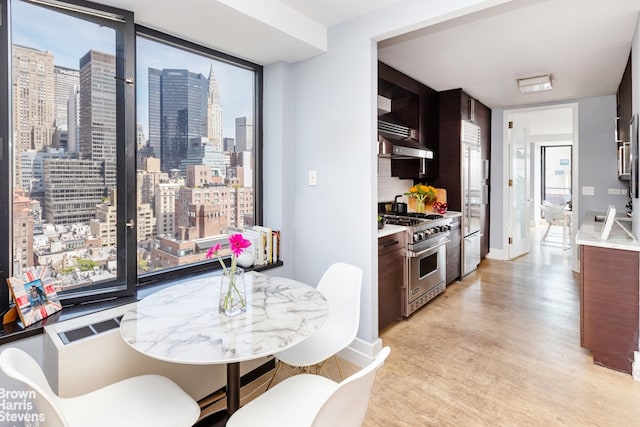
233 226 281 267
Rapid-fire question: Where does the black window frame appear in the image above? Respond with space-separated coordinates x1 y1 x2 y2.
134 25 264 286
0 0 264 309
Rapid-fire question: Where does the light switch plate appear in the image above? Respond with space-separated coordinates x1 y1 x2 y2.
308 170 317 186
582 186 595 196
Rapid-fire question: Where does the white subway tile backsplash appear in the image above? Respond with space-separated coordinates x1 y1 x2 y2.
378 158 413 203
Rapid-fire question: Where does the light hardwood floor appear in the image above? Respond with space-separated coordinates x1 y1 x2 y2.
208 226 640 426
364 231 640 426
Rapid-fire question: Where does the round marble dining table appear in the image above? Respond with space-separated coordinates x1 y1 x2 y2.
119 271 329 422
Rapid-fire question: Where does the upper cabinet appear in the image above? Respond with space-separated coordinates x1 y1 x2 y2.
378 62 438 180
616 53 632 144
616 52 632 181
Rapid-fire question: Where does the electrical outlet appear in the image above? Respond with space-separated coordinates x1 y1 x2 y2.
608 188 622 195
622 188 628 195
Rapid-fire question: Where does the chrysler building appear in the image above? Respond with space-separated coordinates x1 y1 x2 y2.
207 65 223 149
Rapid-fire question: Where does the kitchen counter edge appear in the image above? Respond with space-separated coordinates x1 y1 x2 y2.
378 224 407 238
576 210 640 252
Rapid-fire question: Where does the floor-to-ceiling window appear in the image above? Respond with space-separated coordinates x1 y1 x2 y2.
0 0 263 306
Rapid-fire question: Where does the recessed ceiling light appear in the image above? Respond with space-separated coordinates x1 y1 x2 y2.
517 74 552 93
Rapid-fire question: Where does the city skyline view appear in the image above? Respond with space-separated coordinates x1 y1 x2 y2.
10 0 259 295
11 0 254 141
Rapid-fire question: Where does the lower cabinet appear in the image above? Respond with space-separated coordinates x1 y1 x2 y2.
446 216 461 284
378 231 405 332
580 244 639 373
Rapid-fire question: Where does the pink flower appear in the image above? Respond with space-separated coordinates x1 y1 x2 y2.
229 234 251 257
206 244 221 260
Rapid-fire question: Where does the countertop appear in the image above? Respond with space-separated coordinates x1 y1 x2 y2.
378 224 406 238
576 210 639 251
377 210 461 238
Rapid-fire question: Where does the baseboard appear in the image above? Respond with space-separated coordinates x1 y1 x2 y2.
633 351 640 382
486 248 505 260
338 337 383 367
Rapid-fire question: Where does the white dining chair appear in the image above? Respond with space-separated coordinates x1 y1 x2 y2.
0 347 201 427
266 262 362 389
541 201 572 249
228 346 390 427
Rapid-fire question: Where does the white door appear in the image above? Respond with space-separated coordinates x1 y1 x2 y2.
507 117 532 259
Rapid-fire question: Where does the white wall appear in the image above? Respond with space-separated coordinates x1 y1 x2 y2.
273 0 504 353
263 62 293 278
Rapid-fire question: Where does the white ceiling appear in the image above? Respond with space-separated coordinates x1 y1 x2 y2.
278 0 405 27
100 0 640 109
379 0 640 108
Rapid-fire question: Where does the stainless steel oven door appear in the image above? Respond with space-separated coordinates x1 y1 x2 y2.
405 241 446 315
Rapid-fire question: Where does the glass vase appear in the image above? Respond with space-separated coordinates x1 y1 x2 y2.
415 198 426 213
219 267 247 317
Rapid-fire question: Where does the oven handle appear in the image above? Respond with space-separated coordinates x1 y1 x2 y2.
407 239 449 257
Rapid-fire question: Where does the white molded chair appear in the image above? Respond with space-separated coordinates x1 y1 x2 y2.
0 347 200 427
228 346 390 427
540 201 572 249
266 262 363 388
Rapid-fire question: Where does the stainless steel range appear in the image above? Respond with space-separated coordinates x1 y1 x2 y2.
381 212 451 316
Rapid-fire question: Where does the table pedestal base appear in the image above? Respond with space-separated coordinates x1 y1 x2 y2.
193 362 240 427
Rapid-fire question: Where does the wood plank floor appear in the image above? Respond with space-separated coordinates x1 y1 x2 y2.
365 237 640 426
208 227 640 426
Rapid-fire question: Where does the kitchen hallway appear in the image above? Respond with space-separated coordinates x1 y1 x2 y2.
364 241 640 426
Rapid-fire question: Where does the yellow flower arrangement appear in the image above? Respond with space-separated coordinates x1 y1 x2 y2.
405 183 436 213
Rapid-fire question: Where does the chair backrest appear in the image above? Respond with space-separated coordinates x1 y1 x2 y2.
541 201 566 223
312 346 390 427
0 347 68 427
316 262 363 355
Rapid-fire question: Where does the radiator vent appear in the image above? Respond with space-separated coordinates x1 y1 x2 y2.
57 316 122 345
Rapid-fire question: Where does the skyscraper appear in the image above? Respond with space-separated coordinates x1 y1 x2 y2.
154 69 208 172
53 65 79 128
207 65 223 149
79 50 116 163
148 66 223 173
67 83 80 153
235 116 253 152
12 45 56 190
148 67 161 158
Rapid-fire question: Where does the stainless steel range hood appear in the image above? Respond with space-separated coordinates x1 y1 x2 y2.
377 134 434 159
377 120 434 159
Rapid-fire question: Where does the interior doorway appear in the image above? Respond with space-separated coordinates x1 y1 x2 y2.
503 103 578 268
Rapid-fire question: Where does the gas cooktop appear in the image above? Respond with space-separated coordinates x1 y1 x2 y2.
381 212 444 226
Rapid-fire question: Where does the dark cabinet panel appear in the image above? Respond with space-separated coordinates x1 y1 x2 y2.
616 53 632 144
580 245 639 373
378 62 438 180
378 231 405 332
476 101 491 259
446 216 461 284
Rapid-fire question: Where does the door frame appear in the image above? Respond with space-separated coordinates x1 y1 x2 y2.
501 103 579 269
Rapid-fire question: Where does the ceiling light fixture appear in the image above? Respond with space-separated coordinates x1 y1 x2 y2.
517 74 552 93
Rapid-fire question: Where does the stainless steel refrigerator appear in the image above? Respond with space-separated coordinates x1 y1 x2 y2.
461 120 482 276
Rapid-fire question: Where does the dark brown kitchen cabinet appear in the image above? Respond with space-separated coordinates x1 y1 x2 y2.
433 89 491 259
616 52 632 144
580 244 639 373
378 62 438 180
378 231 405 332
446 216 461 284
